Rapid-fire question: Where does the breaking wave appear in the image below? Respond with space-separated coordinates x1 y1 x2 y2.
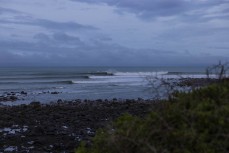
0 80 76 85
166 72 204 75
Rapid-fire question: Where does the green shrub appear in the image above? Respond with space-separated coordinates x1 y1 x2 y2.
76 81 229 153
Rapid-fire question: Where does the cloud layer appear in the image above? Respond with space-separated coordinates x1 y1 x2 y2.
70 0 229 19
0 0 229 66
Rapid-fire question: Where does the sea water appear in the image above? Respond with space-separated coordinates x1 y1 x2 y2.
0 67 207 105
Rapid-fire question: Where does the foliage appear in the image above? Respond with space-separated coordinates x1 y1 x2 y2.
76 81 229 153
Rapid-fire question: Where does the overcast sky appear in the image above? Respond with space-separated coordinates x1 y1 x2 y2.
0 0 229 67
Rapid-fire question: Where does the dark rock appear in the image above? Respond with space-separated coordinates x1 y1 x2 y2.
10 96 18 101
3 97 8 101
34 137 46 145
96 99 102 102
57 99 63 103
45 126 56 135
21 91 27 95
65 141 75 149
75 99 81 102
30 126 45 136
20 104 27 108
30 101 41 106
126 99 132 103
51 92 59 94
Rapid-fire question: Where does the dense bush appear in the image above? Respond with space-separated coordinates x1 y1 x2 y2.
76 81 229 153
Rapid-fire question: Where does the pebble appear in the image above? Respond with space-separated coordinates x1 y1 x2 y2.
4 146 17 152
0 99 153 152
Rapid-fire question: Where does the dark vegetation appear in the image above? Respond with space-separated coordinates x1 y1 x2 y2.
76 74 229 152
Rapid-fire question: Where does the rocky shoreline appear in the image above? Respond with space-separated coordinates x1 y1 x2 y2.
0 99 155 152
0 77 222 152
0 77 219 104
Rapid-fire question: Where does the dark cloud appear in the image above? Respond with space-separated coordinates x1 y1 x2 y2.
0 32 178 66
33 32 85 47
209 46 229 50
0 35 226 67
97 36 113 41
0 33 86 57
33 33 50 42
34 19 98 31
0 7 23 14
52 33 82 44
70 0 187 17
70 0 229 19
0 15 98 31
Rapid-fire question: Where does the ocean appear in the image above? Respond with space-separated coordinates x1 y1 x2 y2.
0 67 207 105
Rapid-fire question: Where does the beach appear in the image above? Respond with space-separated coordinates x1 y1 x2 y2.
0 99 154 152
0 67 216 152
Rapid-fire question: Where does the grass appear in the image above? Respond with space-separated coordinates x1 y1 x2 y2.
76 80 229 153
